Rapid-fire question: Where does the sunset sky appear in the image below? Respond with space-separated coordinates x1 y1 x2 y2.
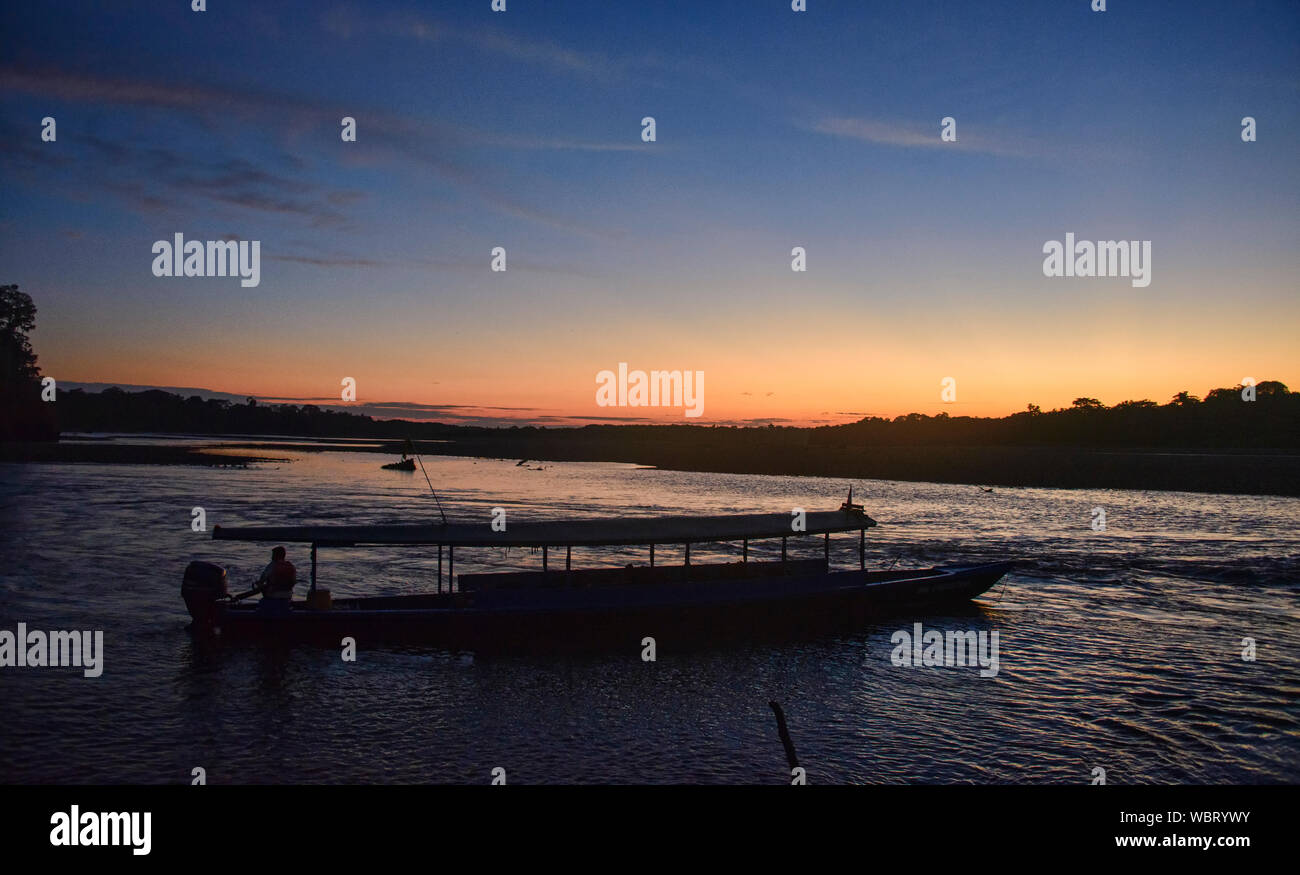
2 0 1297 426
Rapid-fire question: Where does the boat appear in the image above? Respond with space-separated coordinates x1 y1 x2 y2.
381 457 416 471
181 500 1015 651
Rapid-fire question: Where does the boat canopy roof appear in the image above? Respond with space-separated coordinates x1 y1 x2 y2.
212 509 877 548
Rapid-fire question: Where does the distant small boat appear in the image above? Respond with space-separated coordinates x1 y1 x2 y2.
382 457 416 471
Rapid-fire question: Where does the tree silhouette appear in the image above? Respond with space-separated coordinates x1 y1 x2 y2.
0 284 56 440
0 284 40 391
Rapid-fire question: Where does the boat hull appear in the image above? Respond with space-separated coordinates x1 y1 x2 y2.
203 562 1015 651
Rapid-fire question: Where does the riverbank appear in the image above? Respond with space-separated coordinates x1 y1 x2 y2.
249 437 1300 497
0 442 285 467
428 440 1300 497
6 436 1297 496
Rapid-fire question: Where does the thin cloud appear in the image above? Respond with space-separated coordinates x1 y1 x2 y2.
266 254 381 267
7 127 348 228
810 116 1032 158
482 133 657 153
407 256 604 279
66 134 357 227
0 63 629 238
322 5 620 78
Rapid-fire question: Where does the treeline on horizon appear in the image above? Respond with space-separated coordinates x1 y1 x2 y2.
46 382 1300 450
3 283 1297 449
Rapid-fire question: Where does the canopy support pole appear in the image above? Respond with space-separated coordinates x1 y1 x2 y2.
781 536 787 564
824 532 830 566
743 539 748 563
448 546 454 593
566 545 571 571
543 545 548 574
310 543 317 593
859 529 865 570
649 544 654 567
437 543 442 593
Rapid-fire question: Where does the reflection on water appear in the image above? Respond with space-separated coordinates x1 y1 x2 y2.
1 449 1297 784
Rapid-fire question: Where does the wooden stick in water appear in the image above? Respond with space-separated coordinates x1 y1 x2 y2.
769 700 800 771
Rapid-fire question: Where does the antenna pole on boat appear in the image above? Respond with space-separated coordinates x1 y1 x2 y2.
406 438 447 525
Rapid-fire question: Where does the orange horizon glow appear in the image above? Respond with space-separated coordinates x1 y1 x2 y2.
46 308 1297 426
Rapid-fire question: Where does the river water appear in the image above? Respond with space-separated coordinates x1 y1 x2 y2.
1 444 1297 784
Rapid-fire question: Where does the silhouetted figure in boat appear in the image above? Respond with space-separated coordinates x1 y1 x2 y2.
254 546 297 615
840 487 866 516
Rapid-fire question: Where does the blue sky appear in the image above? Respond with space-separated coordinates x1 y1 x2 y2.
2 0 1297 424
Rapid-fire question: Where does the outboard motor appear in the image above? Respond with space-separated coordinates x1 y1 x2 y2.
182 561 228 634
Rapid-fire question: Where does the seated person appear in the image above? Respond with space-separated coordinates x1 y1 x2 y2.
254 546 297 614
